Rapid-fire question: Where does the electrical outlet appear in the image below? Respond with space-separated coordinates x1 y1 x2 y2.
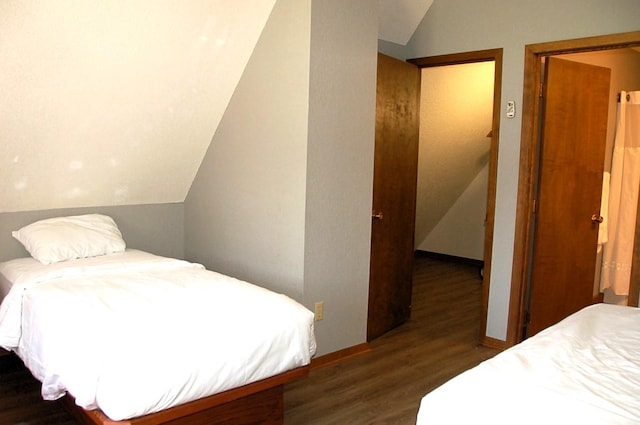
314 301 324 321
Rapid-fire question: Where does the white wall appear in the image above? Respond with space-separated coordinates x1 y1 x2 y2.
403 0 640 341
419 165 489 260
415 61 494 260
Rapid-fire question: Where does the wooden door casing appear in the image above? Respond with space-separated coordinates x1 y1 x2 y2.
367 53 420 341
526 57 611 336
510 31 640 347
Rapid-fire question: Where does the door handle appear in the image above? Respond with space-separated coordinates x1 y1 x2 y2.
372 211 384 220
591 214 603 223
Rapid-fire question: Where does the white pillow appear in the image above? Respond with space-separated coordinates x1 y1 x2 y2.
12 214 126 264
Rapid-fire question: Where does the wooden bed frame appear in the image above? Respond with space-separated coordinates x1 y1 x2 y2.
60 365 309 425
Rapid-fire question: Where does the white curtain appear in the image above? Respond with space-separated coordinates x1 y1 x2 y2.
600 91 640 296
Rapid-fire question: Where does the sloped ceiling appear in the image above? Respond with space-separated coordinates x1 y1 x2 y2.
1 0 276 213
1 0 431 213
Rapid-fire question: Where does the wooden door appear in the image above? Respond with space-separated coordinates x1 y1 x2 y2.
367 53 420 341
526 57 610 336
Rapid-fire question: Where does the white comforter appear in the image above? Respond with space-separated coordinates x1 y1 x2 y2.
0 250 316 420
416 303 640 424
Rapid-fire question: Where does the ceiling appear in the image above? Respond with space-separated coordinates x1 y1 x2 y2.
1 0 276 212
1 1 432 213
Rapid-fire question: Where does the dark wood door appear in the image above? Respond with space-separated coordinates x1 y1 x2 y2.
367 53 420 341
526 57 610 336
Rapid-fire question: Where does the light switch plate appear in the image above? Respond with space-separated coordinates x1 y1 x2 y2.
506 100 516 118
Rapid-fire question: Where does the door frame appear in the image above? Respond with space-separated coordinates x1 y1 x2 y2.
509 31 640 346
409 48 503 347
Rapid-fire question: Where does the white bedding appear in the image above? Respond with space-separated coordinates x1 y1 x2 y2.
416 303 640 424
0 250 316 421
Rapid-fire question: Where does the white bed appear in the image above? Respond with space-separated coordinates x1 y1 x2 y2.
416 303 640 424
0 214 316 423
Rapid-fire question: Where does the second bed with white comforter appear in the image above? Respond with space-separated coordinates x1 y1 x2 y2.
416 303 640 424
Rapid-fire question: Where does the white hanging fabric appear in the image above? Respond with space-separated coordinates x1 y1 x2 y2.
600 91 640 296
597 171 610 250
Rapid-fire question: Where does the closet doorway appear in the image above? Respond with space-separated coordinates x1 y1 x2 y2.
367 50 502 344
410 49 503 347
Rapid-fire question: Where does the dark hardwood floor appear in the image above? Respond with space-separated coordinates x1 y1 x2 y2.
0 353 76 425
0 256 499 424
283 255 500 424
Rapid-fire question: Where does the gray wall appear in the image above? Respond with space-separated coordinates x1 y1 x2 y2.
185 0 310 300
402 0 640 340
185 0 377 356
304 0 377 355
0 203 184 262
378 39 407 60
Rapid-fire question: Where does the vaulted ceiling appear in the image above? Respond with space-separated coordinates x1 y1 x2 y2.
1 0 432 213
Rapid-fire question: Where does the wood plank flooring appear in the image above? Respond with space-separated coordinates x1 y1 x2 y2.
283 255 500 424
0 256 499 424
0 354 76 425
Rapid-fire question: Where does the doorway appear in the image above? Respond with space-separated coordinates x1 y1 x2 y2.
510 31 640 346
410 49 502 347
524 56 611 337
415 61 494 264
557 49 640 308
367 50 502 344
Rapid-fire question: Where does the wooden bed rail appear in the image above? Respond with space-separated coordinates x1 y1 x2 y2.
60 365 310 425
